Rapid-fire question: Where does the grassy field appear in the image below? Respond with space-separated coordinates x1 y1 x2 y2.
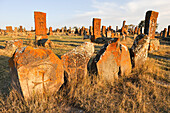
0 34 169 112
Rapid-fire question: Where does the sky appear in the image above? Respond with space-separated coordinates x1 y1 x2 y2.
0 0 170 32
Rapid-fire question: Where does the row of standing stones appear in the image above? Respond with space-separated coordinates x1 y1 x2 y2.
8 34 156 100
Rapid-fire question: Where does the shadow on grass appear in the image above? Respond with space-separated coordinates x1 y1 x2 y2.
51 39 85 44
148 53 170 60
0 55 11 96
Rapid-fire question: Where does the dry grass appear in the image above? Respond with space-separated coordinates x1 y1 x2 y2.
0 35 169 112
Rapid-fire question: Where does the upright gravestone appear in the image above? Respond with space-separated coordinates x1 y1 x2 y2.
19 26 23 32
34 11 47 44
14 27 18 32
163 28 167 38
6 26 13 32
91 18 101 42
49 27 53 35
144 10 159 39
89 26 93 35
116 26 118 31
167 25 170 37
138 28 141 35
134 26 138 34
102 26 106 37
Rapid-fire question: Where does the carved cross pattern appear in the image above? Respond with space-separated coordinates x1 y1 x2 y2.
32 71 51 94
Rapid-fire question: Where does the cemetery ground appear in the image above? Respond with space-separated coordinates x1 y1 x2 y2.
0 35 169 112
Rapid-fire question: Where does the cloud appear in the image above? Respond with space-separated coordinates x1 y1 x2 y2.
75 0 170 32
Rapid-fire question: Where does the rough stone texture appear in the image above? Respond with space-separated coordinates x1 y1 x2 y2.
148 39 160 52
5 39 23 53
61 42 94 82
91 18 101 42
90 38 132 81
38 39 55 48
34 11 48 43
8 46 64 99
130 34 150 67
144 10 159 39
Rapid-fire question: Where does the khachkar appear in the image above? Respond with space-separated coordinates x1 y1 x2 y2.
144 10 159 39
91 18 101 42
34 11 47 44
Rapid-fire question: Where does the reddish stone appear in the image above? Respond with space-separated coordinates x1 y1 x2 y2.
148 39 160 52
122 20 126 27
61 42 94 82
14 27 18 32
138 28 141 35
106 30 111 37
34 11 48 42
19 26 23 32
90 38 131 80
9 46 64 99
5 39 23 50
144 10 159 39
6 26 13 32
134 26 138 34
163 28 167 38
130 34 150 67
111 33 115 38
49 27 53 35
91 18 101 42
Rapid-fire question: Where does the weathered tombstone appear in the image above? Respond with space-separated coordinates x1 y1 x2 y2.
167 25 170 37
116 26 118 31
91 18 101 42
137 28 141 35
109 26 112 30
163 28 167 38
49 27 53 35
61 42 94 82
89 38 132 81
14 27 18 32
9 46 64 99
122 20 126 27
144 10 159 39
130 34 150 67
34 11 48 44
106 30 111 38
89 26 93 35
111 33 115 38
148 39 160 52
102 26 106 37
19 26 23 32
23 27 26 32
6 26 13 32
134 26 138 34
